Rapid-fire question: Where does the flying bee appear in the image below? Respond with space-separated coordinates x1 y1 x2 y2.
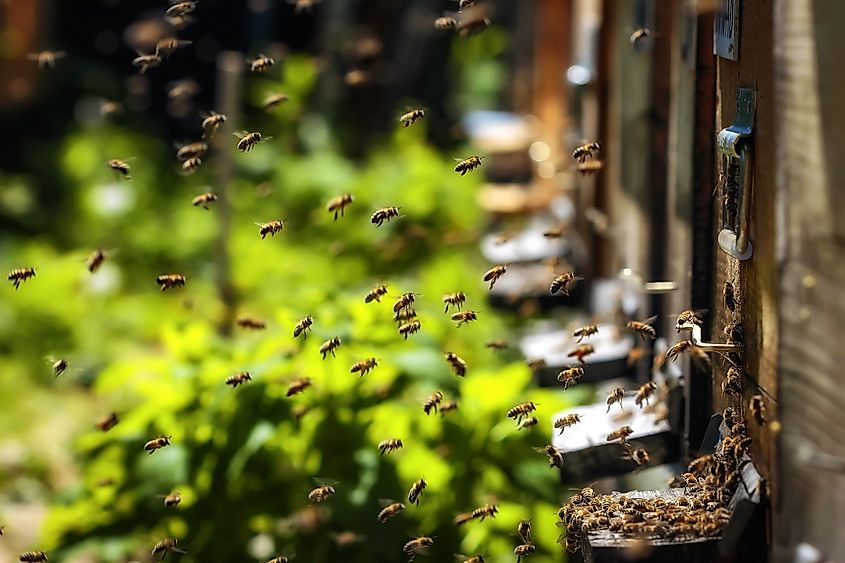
166 1 197 17
155 37 193 58
453 0 478 11
567 344 594 364
19 552 48 562
167 78 199 101
378 499 405 523
606 387 625 412
262 92 289 110
675 308 708 331
666 339 694 362
132 52 161 74
226 371 252 388
192 192 218 210
319 337 341 359
293 315 313 339
86 249 109 273
442 292 466 313
408 478 427 506
107 158 132 179
327 193 353 220
156 274 185 291
398 320 422 339
518 416 539 430
8 267 36 289
423 391 443 415
634 381 657 408
257 220 284 239
249 53 275 73
268 556 293 563
573 324 598 342
629 27 651 46
176 141 207 162
459 504 498 524
486 339 508 351
483 264 507 290
460 556 485 563
457 16 491 36
236 317 265 330
394 308 418 324
554 414 581 435
622 443 650 466
378 438 404 455
445 352 467 377
46 356 70 378
308 481 337 504
749 395 766 425
507 401 537 422
606 425 634 442
393 292 417 313
144 435 172 454
95 412 119 432
365 284 389 303
454 155 485 175
27 49 66 70
161 492 182 507
550 271 582 296
434 16 457 29
399 108 426 127
403 536 434 561
627 315 658 340
527 359 547 371
235 131 269 152
181 156 202 174
572 141 600 163
151 538 185 560
514 543 536 562
533 444 563 468
518 520 532 543
351 357 378 376
201 111 227 138
440 400 459 416
557 367 583 390
371 206 401 226
286 377 312 397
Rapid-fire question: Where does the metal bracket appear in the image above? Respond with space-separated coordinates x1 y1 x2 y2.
676 322 743 354
717 88 756 260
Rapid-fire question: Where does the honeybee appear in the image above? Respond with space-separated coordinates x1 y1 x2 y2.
201 111 227 138
327 193 353 220
460 556 485 563
573 324 598 342
237 317 266 330
155 37 192 58
351 357 378 376
486 339 509 350
518 520 532 543
622 443 650 466
519 416 539 430
308 482 337 504
132 53 162 74
107 158 132 179
627 315 658 340
440 400 459 416
176 141 207 162
166 1 197 17
235 131 268 152
454 155 485 175
442 292 466 313
456 504 498 525
514 543 536 562
162 492 182 507
567 344 594 364
19 551 49 562
371 206 401 226
550 272 582 295
319 337 341 359
457 16 491 36
675 309 708 330
723 281 737 312
365 284 389 303
527 359 546 371
268 556 293 563
28 49 67 70
181 156 202 174
554 414 581 435
226 371 252 387
452 310 479 327
721 367 742 398
606 387 625 412
423 391 443 415
507 401 537 421
572 141 600 163
394 308 418 324
576 160 604 175
144 435 172 454
403 536 434 561
634 381 657 408
629 28 651 46
257 220 284 239
749 395 766 425
286 377 312 397
8 267 36 289
393 292 417 313
445 352 467 377
192 192 218 210
665 339 694 362
408 478 427 506
434 16 458 29
399 108 425 127
263 92 289 110
151 538 185 560
156 274 186 291
452 0 478 11
399 320 422 339
166 13 195 29
167 78 199 101
95 412 119 432
249 54 275 73
482 265 507 290
378 499 405 523
379 439 404 455
84 249 109 273
606 425 634 442
557 367 583 390
293 315 313 339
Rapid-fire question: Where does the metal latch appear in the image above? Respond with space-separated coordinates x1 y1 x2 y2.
716 88 756 260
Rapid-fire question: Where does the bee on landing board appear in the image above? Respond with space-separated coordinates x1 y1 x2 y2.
156 274 185 291
483 265 507 290
454 155 485 175
627 315 658 340
293 315 313 339
144 435 172 454
201 111 227 138
226 371 252 388
550 271 582 295
319 337 341 359
399 108 425 127
350 357 378 376
365 284 389 303
257 220 284 239
445 352 467 377
27 50 66 70
377 499 405 523
8 267 36 289
192 192 218 210
327 193 353 220
606 387 625 412
572 141 600 163
371 206 401 226
567 344 594 364
408 478 427 506
248 54 275 73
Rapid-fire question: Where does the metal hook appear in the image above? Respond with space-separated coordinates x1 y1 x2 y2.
676 322 742 354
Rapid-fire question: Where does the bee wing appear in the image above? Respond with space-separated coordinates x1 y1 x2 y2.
233 131 249 138
313 477 339 486
640 315 659 324
377 498 399 507
452 157 466 162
